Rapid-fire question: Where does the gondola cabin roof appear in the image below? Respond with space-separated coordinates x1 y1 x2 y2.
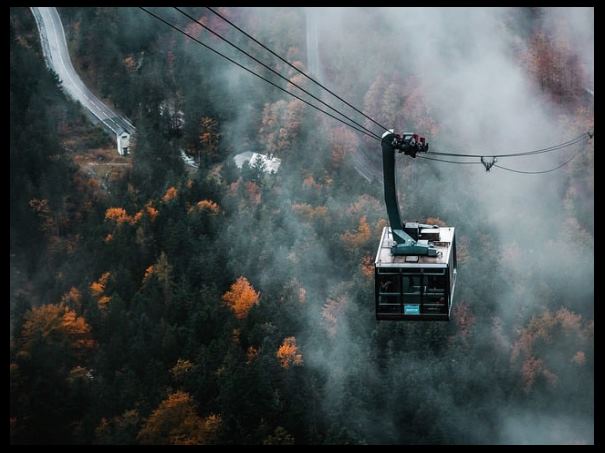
375 226 455 269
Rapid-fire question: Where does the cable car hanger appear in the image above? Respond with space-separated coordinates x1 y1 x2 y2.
376 130 456 320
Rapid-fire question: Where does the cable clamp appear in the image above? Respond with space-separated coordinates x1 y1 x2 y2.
481 156 497 172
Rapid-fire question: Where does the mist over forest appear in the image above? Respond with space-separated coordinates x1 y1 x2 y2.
10 6 593 444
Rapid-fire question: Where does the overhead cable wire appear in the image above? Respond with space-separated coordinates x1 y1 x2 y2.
417 155 483 165
139 7 379 141
173 7 382 140
205 6 392 134
428 131 592 158
493 148 584 174
419 140 588 174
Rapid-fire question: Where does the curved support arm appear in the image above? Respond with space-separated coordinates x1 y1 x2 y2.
381 131 409 245
381 131 438 257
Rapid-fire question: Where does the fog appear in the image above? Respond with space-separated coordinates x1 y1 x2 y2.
135 6 595 444
190 6 593 444
250 8 594 443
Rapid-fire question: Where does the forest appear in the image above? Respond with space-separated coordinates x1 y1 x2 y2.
10 7 593 444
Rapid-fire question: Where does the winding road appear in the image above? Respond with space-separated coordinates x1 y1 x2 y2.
30 7 135 138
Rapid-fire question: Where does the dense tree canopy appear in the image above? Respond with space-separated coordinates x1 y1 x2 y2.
10 6 593 445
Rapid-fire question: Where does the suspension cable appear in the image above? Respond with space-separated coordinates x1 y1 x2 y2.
419 140 588 175
493 148 584 174
139 7 379 141
429 131 591 158
417 155 482 165
205 6 392 134
173 7 381 140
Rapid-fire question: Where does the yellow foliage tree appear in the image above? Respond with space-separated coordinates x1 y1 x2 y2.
222 276 260 320
276 337 303 368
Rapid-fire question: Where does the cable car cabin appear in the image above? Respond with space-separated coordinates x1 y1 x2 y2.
374 226 457 321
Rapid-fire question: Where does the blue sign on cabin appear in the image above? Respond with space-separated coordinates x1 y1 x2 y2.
404 304 420 315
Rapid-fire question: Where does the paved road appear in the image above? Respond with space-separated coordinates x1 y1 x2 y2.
30 7 205 169
30 7 135 136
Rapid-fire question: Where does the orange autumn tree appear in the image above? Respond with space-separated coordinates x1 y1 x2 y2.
321 295 348 337
105 207 133 225
20 303 95 354
90 272 112 310
199 116 220 161
170 359 194 383
341 216 371 250
189 199 220 215
329 126 359 168
183 15 207 40
259 98 304 158
424 217 447 227
520 30 585 104
246 346 260 365
61 287 83 312
511 308 591 393
137 391 221 445
276 337 303 368
292 203 328 223
222 277 260 320
263 426 295 445
360 255 374 279
123 54 137 73
105 205 157 227
29 198 57 235
162 187 178 203
95 409 141 444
